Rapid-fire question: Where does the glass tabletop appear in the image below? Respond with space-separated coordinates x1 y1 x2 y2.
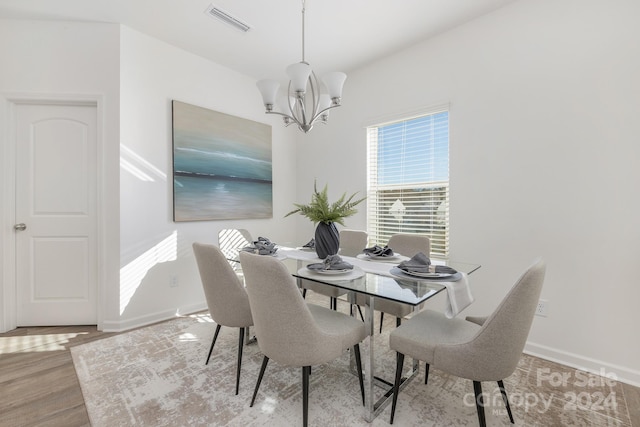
286 257 480 307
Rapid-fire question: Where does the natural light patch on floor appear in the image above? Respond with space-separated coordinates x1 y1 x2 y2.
260 397 277 414
188 313 214 323
0 332 88 354
178 332 199 342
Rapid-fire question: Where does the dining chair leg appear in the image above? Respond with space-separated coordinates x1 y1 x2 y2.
302 289 307 298
353 344 365 405
396 317 402 327
390 352 405 424
379 312 384 333
250 356 269 407
205 324 222 365
302 366 311 427
497 380 515 423
330 297 337 310
473 381 487 427
424 363 430 385
357 305 364 322
235 327 244 395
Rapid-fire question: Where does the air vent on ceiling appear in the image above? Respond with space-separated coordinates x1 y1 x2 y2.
204 4 251 33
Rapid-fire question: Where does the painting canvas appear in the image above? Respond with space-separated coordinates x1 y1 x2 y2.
172 101 273 221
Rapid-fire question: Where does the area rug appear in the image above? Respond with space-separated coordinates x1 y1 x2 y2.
70 309 619 426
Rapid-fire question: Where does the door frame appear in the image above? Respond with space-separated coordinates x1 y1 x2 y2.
1 93 106 332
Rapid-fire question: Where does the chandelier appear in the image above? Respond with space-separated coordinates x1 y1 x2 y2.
256 0 346 133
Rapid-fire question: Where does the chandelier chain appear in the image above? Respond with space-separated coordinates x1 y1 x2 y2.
301 0 306 63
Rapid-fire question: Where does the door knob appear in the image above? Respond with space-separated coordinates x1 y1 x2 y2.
14 223 27 231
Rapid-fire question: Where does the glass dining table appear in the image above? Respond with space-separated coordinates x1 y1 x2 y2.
270 246 481 422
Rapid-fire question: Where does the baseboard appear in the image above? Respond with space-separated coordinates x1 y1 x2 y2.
101 302 208 333
525 341 640 388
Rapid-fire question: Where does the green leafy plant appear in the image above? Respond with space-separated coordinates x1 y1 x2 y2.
285 181 366 226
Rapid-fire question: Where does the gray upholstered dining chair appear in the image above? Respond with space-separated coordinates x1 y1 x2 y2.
192 242 254 395
356 233 431 332
389 258 546 426
338 229 368 257
239 251 367 427
301 229 368 310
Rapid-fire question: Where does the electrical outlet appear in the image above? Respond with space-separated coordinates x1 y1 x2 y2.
535 299 548 317
169 275 179 287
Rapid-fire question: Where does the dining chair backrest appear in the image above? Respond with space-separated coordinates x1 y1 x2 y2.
239 251 346 367
436 258 546 381
387 233 431 258
192 242 253 328
218 228 252 267
339 229 368 257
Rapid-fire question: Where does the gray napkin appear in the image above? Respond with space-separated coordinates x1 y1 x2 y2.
363 245 394 257
242 236 278 255
302 238 315 249
397 252 457 274
307 254 354 271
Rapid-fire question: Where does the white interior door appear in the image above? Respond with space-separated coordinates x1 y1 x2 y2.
15 102 98 326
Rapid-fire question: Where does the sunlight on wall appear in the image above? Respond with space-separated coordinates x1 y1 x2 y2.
0 332 88 353
120 231 178 315
120 143 167 182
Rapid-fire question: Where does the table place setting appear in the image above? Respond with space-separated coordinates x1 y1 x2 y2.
240 236 279 256
296 237 316 251
391 252 460 280
356 244 409 263
387 252 474 318
299 254 365 280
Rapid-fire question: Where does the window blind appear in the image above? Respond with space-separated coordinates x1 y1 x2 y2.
367 111 449 257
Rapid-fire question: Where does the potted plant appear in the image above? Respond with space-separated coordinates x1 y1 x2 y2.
285 181 366 258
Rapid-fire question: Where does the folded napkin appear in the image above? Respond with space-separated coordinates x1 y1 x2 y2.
397 252 457 274
443 273 475 319
256 236 272 245
363 245 394 257
307 254 354 271
242 236 278 255
302 238 315 249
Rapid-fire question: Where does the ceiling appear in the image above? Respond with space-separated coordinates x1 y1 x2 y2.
0 0 517 80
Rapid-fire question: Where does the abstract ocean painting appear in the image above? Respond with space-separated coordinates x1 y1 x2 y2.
172 101 272 221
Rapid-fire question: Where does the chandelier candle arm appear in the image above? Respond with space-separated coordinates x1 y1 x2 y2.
255 0 346 133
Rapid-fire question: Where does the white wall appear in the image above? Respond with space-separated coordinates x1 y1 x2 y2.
297 0 640 385
116 27 299 329
0 20 299 332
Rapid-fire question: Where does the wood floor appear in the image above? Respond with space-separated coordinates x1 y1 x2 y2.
0 325 116 427
2 319 640 427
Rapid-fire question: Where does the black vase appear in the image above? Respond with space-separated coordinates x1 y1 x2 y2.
314 222 340 259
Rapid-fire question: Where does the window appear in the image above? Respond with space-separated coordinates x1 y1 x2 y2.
366 109 449 257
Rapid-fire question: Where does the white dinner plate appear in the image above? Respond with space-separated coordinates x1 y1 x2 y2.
307 267 352 275
365 253 401 261
356 253 408 263
401 269 454 278
299 266 365 281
